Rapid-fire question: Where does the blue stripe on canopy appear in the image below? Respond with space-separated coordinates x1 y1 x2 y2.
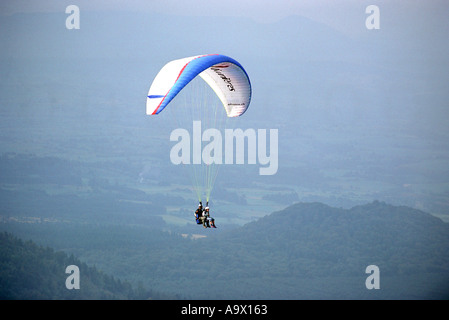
154 54 250 114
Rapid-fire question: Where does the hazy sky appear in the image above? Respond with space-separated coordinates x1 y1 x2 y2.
0 0 448 215
1 0 448 35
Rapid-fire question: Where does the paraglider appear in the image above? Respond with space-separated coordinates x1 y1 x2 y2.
146 54 251 117
193 201 217 228
147 54 251 227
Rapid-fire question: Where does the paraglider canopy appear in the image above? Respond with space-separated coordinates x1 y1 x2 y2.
146 54 251 117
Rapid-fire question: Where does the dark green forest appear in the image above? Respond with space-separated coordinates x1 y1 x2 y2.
0 232 176 299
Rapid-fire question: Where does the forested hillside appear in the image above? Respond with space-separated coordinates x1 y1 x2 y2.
151 201 449 299
3 201 447 299
0 232 174 299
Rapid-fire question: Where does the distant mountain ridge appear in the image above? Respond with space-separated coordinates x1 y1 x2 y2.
220 201 449 278
241 201 448 241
